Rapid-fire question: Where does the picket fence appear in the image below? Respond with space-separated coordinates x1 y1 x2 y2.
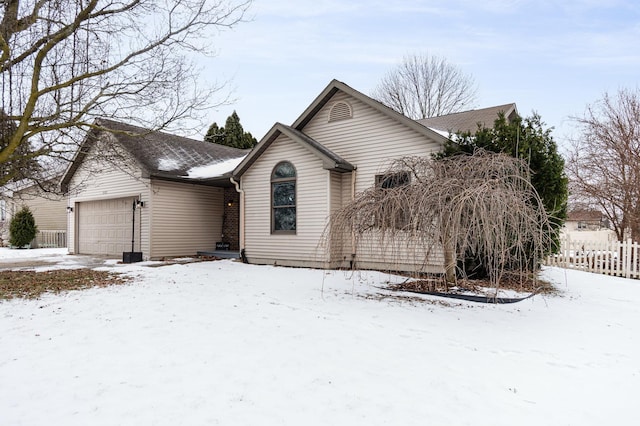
545 237 640 279
33 230 67 249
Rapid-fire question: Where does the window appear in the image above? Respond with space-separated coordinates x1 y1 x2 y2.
272 161 296 232
374 171 411 229
375 171 410 189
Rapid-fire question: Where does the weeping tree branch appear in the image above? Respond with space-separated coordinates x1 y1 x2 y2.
322 150 553 290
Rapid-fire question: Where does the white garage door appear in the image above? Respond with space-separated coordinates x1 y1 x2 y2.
77 197 139 256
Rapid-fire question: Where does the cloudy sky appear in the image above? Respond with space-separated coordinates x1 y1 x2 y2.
199 0 639 150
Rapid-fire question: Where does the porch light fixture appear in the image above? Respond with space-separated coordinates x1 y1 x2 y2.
66 206 73 213
227 200 234 207
135 199 144 208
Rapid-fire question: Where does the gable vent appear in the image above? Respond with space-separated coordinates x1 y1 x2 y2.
328 101 353 122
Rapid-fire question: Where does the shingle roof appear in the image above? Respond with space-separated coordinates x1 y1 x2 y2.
567 209 604 222
62 119 247 190
418 103 518 135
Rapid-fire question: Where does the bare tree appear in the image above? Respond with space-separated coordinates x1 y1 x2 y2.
566 88 640 241
323 151 552 289
0 0 251 187
371 53 477 120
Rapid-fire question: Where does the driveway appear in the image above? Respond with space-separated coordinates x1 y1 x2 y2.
0 248 116 271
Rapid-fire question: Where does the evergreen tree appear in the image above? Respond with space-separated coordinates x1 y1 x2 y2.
204 122 226 144
224 111 244 148
9 206 38 248
438 113 567 226
204 111 257 149
435 112 568 276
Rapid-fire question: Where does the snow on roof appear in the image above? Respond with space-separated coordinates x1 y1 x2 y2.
63 119 249 187
427 127 452 139
157 158 182 172
186 155 247 179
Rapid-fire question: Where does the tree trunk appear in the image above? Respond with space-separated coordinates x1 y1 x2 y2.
443 237 456 288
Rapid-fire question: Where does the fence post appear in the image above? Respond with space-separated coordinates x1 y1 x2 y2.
564 235 571 269
625 239 631 279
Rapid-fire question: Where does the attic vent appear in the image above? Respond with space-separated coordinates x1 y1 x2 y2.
328 101 353 122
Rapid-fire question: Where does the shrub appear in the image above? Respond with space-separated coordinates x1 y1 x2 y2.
9 206 38 248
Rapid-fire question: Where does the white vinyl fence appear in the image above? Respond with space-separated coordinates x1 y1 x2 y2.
33 230 67 249
545 237 640 279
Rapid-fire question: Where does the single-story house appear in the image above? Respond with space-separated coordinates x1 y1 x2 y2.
61 119 247 259
232 79 516 272
0 179 67 247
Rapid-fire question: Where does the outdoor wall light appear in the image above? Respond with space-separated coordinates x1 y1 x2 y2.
66 206 73 213
135 200 144 208
227 200 234 207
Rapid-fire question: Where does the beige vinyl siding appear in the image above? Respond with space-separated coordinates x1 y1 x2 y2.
11 190 66 231
328 170 345 264
242 133 329 266
329 171 343 214
149 180 223 259
302 91 445 272
352 231 445 273
67 144 150 257
303 92 443 194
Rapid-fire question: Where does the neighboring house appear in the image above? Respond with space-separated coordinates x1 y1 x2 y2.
0 179 67 247
231 79 516 272
561 208 616 243
61 119 246 260
419 103 518 136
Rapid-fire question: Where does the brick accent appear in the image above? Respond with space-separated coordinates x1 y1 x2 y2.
222 187 240 251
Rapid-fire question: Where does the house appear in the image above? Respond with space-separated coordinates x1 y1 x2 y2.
231 79 516 272
61 119 247 260
0 179 67 247
561 208 616 243
419 103 518 135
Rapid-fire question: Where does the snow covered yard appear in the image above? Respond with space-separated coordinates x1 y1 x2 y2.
1 249 639 425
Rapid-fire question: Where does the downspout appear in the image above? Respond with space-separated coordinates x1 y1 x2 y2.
230 176 247 263
350 168 357 268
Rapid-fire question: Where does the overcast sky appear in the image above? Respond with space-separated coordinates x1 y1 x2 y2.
198 0 639 150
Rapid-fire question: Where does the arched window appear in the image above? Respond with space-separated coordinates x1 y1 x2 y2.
271 161 296 232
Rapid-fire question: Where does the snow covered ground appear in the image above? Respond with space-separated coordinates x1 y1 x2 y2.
1 248 639 425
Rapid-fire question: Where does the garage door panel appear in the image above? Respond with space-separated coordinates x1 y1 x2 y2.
77 197 139 256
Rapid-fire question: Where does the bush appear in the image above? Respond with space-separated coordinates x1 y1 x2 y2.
9 206 38 248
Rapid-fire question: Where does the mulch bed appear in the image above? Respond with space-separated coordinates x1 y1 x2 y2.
388 272 558 303
0 269 131 300
144 255 222 267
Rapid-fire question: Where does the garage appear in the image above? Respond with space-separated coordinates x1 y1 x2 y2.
77 197 140 256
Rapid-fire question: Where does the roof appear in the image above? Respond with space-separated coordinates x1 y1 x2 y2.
567 209 605 222
418 103 518 135
233 79 448 179
233 123 354 178
62 119 247 190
